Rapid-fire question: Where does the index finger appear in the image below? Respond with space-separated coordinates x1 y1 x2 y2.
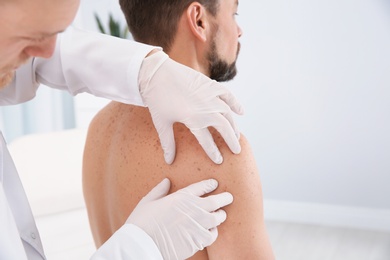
179 179 219 196
201 192 234 212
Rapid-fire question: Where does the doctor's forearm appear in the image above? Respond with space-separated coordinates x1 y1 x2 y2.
1 26 161 106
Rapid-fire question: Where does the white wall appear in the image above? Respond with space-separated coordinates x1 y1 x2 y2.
228 0 390 209
77 0 390 229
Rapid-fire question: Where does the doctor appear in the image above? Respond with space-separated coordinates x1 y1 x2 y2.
0 0 243 259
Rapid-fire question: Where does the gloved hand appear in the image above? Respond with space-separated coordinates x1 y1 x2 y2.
126 178 233 260
139 51 244 164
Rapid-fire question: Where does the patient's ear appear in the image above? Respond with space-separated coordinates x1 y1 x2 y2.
186 3 210 42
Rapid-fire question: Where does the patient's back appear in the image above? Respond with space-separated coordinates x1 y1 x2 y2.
83 101 274 259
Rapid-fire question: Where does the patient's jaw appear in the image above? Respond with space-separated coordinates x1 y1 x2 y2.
167 0 242 82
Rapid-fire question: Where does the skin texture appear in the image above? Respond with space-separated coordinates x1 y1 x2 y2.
83 105 275 259
0 0 80 88
83 0 275 259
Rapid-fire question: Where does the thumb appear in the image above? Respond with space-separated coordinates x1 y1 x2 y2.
141 178 171 203
215 83 244 115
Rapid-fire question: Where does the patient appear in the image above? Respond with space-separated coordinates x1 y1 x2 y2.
83 0 274 259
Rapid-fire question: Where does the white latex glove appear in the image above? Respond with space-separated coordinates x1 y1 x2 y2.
139 51 244 164
127 178 233 260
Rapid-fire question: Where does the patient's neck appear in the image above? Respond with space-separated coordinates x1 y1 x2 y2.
168 41 209 78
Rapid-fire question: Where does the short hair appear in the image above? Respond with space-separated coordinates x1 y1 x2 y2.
119 0 219 52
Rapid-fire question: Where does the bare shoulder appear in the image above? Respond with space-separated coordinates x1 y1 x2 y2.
154 125 273 259
188 128 274 259
174 126 262 192
84 109 274 258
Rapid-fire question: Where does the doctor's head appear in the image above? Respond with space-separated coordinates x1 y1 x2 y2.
0 0 80 88
120 0 242 82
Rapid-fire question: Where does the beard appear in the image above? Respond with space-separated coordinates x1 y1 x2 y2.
0 71 15 89
207 40 240 82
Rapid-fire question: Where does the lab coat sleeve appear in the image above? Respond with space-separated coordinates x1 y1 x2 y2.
0 26 160 106
91 224 163 260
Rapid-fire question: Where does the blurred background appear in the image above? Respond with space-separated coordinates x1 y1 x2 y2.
1 0 389 259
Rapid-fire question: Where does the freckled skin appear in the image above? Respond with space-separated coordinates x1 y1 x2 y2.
83 102 275 259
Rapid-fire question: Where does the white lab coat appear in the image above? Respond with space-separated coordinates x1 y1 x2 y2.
0 27 164 260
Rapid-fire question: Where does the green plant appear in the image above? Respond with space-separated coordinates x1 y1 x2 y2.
94 13 129 39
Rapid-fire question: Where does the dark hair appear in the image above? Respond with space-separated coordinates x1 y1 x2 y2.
119 0 219 52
